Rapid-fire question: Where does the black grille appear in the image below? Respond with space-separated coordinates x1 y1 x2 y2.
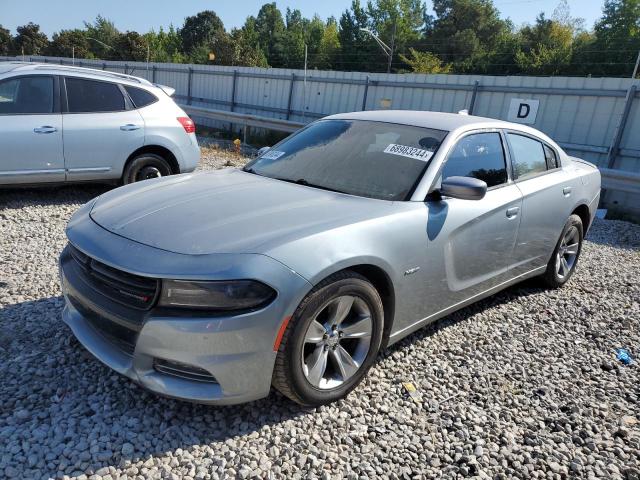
69 244 159 310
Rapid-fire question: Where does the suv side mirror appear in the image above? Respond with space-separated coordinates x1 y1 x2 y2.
439 176 487 200
257 146 271 157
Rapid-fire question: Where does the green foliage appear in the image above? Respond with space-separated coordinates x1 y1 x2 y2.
180 10 225 56
0 25 12 56
46 29 93 59
2 1 639 76
400 48 451 73
13 23 49 55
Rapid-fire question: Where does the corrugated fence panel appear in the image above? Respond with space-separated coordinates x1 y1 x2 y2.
2 55 639 212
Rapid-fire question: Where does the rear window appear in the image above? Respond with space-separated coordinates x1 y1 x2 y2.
66 78 125 113
125 85 158 108
507 133 548 179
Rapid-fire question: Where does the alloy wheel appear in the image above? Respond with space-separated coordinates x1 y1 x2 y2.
137 166 163 181
301 295 372 390
556 225 580 279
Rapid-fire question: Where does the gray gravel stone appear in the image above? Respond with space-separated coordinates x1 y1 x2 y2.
0 151 638 479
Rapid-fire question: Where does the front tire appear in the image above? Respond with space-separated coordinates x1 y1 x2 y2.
272 271 384 406
122 153 172 185
541 214 583 288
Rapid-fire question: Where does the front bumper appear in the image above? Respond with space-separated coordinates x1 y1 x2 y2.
59 212 311 404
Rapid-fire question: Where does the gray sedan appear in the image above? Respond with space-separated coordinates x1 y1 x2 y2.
59 110 601 406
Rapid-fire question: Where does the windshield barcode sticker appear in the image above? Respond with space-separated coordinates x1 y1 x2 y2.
260 150 286 160
383 144 434 162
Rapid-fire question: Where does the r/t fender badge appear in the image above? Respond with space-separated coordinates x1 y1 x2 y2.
404 267 420 276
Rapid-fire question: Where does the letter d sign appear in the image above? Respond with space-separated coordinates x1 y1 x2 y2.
507 98 539 125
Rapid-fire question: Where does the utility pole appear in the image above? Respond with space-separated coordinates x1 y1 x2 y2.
302 43 308 120
632 49 640 79
360 28 394 74
72 46 75 65
387 18 397 74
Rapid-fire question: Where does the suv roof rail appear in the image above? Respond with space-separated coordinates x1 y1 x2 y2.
29 64 152 86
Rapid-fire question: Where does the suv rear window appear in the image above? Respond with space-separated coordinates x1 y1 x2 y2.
125 86 158 108
66 78 125 113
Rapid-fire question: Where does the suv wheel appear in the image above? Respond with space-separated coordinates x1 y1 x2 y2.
272 271 384 406
122 153 172 184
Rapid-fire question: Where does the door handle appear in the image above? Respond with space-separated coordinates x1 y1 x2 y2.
120 124 141 131
563 186 572 196
506 206 520 218
33 126 57 134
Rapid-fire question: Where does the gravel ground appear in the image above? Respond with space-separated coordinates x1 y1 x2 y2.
1 155 639 480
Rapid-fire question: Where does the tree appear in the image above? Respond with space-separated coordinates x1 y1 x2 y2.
314 18 341 69
84 16 120 59
366 0 426 71
400 48 451 73
339 0 377 71
180 10 225 56
144 26 185 63
424 0 513 73
515 13 575 75
0 25 12 56
254 3 287 67
46 29 93 59
591 0 640 76
13 23 48 56
113 31 149 61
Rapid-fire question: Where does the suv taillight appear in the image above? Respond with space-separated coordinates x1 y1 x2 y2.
177 117 195 134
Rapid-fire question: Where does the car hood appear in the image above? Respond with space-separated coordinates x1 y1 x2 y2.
90 169 390 255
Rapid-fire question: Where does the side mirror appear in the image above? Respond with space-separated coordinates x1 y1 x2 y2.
439 176 487 201
257 146 271 157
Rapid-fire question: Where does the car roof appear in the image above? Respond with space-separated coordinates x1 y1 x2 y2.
1 62 153 88
325 110 512 131
324 109 558 147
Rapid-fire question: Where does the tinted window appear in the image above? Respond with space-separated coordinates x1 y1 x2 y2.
125 85 157 108
66 78 125 113
508 133 548 179
0 76 53 114
544 144 558 169
244 120 447 201
441 132 507 188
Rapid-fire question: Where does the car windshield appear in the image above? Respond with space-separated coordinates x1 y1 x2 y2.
244 119 448 201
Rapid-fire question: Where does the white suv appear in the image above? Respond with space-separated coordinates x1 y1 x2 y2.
0 62 200 185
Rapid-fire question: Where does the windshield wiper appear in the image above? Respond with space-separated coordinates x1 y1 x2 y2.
275 177 347 194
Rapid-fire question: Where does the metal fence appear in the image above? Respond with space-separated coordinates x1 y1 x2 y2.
3 55 640 213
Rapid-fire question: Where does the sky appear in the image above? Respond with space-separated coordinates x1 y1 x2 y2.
1 0 606 36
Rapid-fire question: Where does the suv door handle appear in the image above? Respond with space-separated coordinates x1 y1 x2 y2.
33 126 57 134
563 186 572 196
120 124 141 131
506 207 520 218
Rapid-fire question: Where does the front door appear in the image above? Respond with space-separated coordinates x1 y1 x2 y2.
62 76 144 182
0 75 65 184
421 131 523 315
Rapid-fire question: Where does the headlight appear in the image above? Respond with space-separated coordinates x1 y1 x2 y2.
158 280 276 311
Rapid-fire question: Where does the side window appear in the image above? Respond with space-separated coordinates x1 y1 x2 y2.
543 144 558 169
441 132 508 188
124 86 158 109
507 133 548 179
0 76 54 114
66 78 125 113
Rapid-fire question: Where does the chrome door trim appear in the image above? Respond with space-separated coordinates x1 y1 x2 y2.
66 167 112 173
389 265 546 343
0 169 66 177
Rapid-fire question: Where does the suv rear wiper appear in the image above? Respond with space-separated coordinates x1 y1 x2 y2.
275 177 348 194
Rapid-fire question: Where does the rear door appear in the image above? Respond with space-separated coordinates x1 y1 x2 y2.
421 131 523 314
62 77 144 182
505 132 575 275
0 75 65 184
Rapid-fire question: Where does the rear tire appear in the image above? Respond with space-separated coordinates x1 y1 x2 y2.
272 271 384 406
122 153 172 185
540 214 583 288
